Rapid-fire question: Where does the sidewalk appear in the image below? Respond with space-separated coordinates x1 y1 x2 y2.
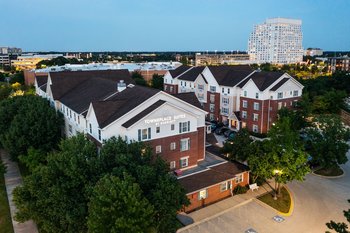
179 181 274 224
0 149 38 233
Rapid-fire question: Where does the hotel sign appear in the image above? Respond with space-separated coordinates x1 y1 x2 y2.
144 114 186 125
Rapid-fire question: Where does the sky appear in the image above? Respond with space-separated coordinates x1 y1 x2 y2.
0 0 349 52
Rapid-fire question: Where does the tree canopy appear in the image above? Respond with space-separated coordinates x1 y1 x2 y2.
13 135 189 233
151 73 164 90
222 128 252 162
307 115 350 169
0 96 63 160
326 200 350 233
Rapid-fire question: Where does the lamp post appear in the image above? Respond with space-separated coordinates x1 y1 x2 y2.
273 169 282 200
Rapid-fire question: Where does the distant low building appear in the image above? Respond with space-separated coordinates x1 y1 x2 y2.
195 53 251 66
12 54 64 70
305 48 323 56
24 61 182 85
0 47 22 55
328 56 350 73
0 54 10 67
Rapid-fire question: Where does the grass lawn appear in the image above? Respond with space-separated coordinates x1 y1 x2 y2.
0 173 14 233
314 167 344 176
258 186 291 213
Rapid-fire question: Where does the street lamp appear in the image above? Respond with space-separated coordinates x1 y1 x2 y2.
273 169 282 200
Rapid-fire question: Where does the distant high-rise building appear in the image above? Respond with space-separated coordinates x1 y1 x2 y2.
248 18 303 64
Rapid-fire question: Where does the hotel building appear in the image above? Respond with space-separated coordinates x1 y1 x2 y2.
164 65 303 134
248 18 304 64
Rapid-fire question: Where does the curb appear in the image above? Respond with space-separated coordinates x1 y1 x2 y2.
253 186 294 217
177 199 253 232
311 168 345 179
279 186 294 216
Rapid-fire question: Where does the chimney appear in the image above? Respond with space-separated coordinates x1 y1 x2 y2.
117 80 126 92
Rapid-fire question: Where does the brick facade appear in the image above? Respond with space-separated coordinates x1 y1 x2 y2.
163 84 178 94
240 96 301 133
148 126 205 170
184 171 249 212
204 91 221 121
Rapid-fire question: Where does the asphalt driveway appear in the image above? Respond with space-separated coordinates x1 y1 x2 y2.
178 152 350 233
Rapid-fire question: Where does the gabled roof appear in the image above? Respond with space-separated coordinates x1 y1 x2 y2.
92 85 160 128
270 77 289 91
178 161 249 194
50 70 133 100
238 71 284 91
122 100 166 128
172 92 203 109
207 65 254 86
177 66 205 82
35 75 48 87
169 65 191 78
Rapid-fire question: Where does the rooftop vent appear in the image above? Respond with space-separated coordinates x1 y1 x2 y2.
117 80 127 92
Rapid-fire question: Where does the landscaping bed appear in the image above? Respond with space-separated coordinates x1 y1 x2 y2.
0 174 14 233
314 167 344 177
258 186 291 213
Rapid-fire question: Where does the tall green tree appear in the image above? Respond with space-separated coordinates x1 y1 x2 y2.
87 174 155 233
248 117 310 198
326 200 350 233
151 73 164 90
222 128 252 162
0 96 63 160
13 134 101 233
131 71 147 86
307 115 350 170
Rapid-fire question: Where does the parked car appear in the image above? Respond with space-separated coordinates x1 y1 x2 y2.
215 126 230 135
223 129 234 137
211 121 224 132
227 131 237 140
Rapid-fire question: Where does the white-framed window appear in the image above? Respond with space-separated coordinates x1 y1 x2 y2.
293 90 299 97
220 181 230 192
180 138 190 151
68 124 72 133
235 174 243 183
221 107 229 114
210 104 215 112
69 110 72 118
278 102 282 110
222 97 229 105
89 123 92 134
164 85 167 91
170 142 176 151
242 100 248 108
179 121 190 133
171 124 175 131
210 113 215 121
277 92 283 99
78 116 80 124
138 128 151 141
198 93 204 100
228 88 230 94
74 113 76 122
222 87 224 93
253 102 260 110
253 113 259 121
156 126 160 133
170 86 173 92
198 189 208 200
98 129 101 141
242 111 247 119
198 84 204 91
210 94 215 103
180 156 189 168
156 145 162 154
253 124 259 133
210 86 216 92
170 161 176 169
255 93 259 99
244 90 247 97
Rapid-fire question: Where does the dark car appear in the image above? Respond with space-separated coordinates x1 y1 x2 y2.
223 129 234 137
215 126 229 135
227 131 237 140
211 121 224 132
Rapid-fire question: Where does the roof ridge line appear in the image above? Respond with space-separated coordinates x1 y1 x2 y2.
174 66 194 79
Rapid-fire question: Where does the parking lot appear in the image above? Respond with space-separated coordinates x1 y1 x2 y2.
178 151 350 233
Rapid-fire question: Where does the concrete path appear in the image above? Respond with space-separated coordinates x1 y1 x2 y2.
0 149 38 233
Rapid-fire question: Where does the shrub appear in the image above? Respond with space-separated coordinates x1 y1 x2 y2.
233 185 248 195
